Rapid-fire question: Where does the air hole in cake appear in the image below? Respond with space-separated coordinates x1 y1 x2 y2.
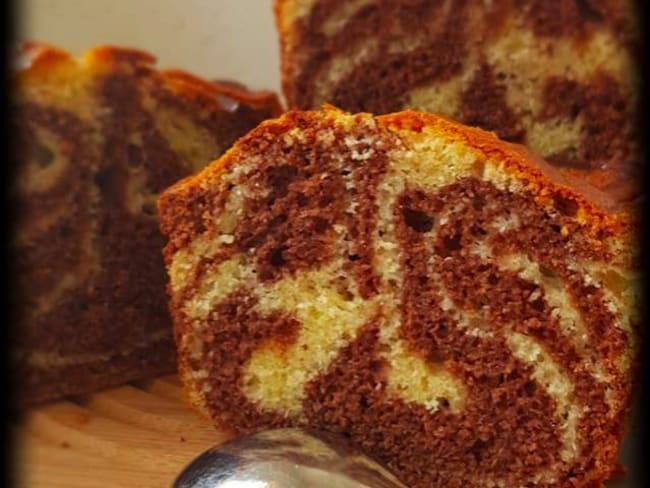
311 217 330 233
530 298 546 312
436 323 449 338
348 253 361 261
268 164 299 197
553 194 579 217
437 397 450 409
334 278 355 301
441 234 462 254
471 225 488 237
32 142 55 168
269 247 286 267
539 265 557 279
402 208 434 233
296 193 308 207
469 439 488 463
126 143 143 168
369 359 383 374
93 169 109 189
472 194 486 210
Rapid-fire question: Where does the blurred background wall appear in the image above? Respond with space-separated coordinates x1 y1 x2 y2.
17 0 282 94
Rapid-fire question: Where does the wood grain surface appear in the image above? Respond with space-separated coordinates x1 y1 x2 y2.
12 374 639 487
13 375 230 488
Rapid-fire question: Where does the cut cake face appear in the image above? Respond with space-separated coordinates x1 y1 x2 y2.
11 43 281 405
274 0 640 200
159 107 639 488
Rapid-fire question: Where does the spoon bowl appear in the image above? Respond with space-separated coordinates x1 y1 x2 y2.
173 428 408 488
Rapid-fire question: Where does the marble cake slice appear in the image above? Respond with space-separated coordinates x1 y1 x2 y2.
274 0 640 201
10 43 281 406
158 107 639 488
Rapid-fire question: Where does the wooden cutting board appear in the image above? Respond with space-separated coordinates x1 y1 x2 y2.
13 375 231 488
13 375 639 488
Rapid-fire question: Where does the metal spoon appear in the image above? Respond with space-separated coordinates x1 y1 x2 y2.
172 428 408 488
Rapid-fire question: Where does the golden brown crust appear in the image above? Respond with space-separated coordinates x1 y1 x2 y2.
377 110 632 228
162 70 282 114
14 42 282 115
160 107 632 249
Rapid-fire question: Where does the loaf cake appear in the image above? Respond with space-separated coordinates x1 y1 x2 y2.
10 43 281 406
274 0 641 200
159 107 639 488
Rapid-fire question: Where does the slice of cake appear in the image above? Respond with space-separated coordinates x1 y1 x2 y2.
10 43 281 406
274 0 640 200
159 107 639 488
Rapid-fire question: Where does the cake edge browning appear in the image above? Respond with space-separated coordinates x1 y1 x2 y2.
159 106 633 242
380 110 633 223
13 42 283 116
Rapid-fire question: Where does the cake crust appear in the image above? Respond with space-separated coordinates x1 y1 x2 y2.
159 107 638 488
14 43 282 114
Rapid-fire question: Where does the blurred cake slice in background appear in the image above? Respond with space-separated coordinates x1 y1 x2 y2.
274 0 641 200
10 42 281 406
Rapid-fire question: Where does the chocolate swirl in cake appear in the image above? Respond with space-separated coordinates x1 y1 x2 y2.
11 44 280 405
159 109 639 488
275 0 640 200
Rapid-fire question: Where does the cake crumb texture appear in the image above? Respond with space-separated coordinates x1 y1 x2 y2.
159 107 639 488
